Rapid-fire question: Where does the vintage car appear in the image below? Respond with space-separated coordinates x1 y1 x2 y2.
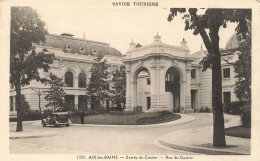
42 112 70 127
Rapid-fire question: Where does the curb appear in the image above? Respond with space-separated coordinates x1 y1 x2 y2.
9 131 58 139
158 139 249 155
70 114 196 128
157 114 250 155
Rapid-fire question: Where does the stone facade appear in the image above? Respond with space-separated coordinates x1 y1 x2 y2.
9 34 123 117
124 34 239 113
9 33 240 116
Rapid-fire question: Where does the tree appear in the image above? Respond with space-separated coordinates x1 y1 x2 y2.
87 53 110 112
168 8 251 147
234 22 251 103
45 73 66 112
111 66 126 110
20 95 31 115
10 7 54 131
234 22 251 127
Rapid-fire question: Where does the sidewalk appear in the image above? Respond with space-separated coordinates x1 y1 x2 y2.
9 129 58 139
158 114 250 155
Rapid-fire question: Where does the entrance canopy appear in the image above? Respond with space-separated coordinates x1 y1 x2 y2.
123 34 194 113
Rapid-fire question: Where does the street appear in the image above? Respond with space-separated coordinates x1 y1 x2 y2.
10 113 213 154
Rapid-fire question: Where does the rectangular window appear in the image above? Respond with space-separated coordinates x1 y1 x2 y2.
147 78 151 85
191 69 196 79
223 68 230 78
223 92 231 104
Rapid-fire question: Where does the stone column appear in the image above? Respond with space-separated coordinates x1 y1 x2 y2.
130 81 137 109
180 80 186 112
125 68 132 111
74 76 78 88
150 66 158 109
158 66 166 109
74 95 79 109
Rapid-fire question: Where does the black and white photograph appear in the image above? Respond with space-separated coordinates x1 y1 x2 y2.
1 0 260 160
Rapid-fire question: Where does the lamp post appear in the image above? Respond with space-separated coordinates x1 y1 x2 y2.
32 88 43 118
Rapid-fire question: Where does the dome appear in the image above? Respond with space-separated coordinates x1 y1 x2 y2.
225 34 239 50
40 34 122 57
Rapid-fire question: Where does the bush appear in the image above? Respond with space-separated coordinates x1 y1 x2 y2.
159 110 173 116
110 106 124 112
23 110 42 121
92 105 106 114
240 103 251 127
224 101 245 115
200 106 211 113
136 110 178 124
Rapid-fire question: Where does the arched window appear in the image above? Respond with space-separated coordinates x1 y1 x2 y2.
65 72 73 87
78 73 86 88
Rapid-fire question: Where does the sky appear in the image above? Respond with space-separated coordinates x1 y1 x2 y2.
29 1 238 55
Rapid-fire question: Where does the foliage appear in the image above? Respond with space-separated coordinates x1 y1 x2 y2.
111 66 126 110
234 23 251 103
10 7 54 131
45 73 66 112
223 101 245 115
20 95 31 114
87 53 110 111
240 103 251 127
168 8 251 71
43 109 52 118
232 21 251 127
168 8 251 147
199 106 211 113
23 110 42 121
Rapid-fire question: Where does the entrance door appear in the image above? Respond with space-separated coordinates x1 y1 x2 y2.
223 92 231 104
191 90 197 109
78 95 87 110
147 97 151 110
65 95 75 111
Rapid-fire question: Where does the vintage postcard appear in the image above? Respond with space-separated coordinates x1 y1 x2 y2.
0 0 260 161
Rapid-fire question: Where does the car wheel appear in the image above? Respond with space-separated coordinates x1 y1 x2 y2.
66 124 69 127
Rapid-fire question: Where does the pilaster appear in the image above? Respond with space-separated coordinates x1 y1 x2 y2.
125 69 132 111
185 64 192 112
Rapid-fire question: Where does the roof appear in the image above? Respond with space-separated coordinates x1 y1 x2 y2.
40 34 122 57
225 33 239 50
191 49 207 58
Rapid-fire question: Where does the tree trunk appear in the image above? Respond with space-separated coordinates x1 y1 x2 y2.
15 79 23 132
209 26 226 147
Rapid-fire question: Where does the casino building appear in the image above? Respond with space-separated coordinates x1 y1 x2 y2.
9 33 124 117
9 33 240 116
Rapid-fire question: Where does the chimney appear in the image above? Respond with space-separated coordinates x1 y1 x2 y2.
135 43 142 48
128 39 136 51
154 32 161 44
181 37 187 48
